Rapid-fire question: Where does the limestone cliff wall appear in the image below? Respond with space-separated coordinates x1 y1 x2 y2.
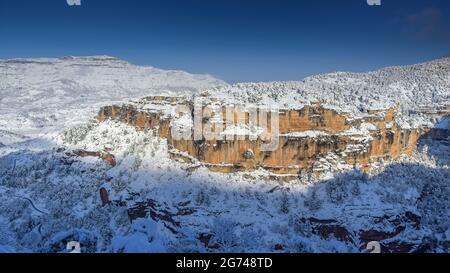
96 97 428 177
98 105 171 138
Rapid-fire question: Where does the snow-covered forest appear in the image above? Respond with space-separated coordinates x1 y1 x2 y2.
0 56 448 253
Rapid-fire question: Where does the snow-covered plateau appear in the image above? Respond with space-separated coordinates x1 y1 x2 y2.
0 56 449 253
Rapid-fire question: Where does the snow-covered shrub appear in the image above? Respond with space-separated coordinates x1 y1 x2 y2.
417 168 450 238
195 189 211 206
110 218 165 253
0 156 15 179
287 236 314 253
350 181 361 197
171 227 207 253
0 221 17 251
303 189 322 212
279 192 290 214
235 227 266 253
2 199 32 221
210 218 238 252
325 177 349 205
289 215 306 235
60 121 97 145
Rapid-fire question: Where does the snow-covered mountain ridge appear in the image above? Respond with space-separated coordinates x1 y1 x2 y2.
0 55 226 136
211 57 450 124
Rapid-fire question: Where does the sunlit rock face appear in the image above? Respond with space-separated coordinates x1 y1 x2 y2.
97 96 431 179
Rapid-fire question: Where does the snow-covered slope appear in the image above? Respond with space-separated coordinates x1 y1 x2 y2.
0 119 448 253
211 58 450 122
0 56 227 136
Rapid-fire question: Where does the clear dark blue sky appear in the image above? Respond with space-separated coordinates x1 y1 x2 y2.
0 0 449 82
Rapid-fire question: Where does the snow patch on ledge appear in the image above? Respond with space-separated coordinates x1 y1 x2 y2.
282 130 330 138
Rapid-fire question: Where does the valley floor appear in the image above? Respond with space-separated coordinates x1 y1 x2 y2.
0 119 448 253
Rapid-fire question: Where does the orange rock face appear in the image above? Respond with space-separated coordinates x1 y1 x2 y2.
96 96 429 178
98 105 171 138
278 106 350 134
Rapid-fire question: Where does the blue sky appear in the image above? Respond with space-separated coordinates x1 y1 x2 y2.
0 0 449 82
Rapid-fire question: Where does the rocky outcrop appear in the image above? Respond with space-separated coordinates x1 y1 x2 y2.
125 198 196 234
60 148 117 167
96 96 433 178
294 212 423 253
99 188 110 206
97 104 172 138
